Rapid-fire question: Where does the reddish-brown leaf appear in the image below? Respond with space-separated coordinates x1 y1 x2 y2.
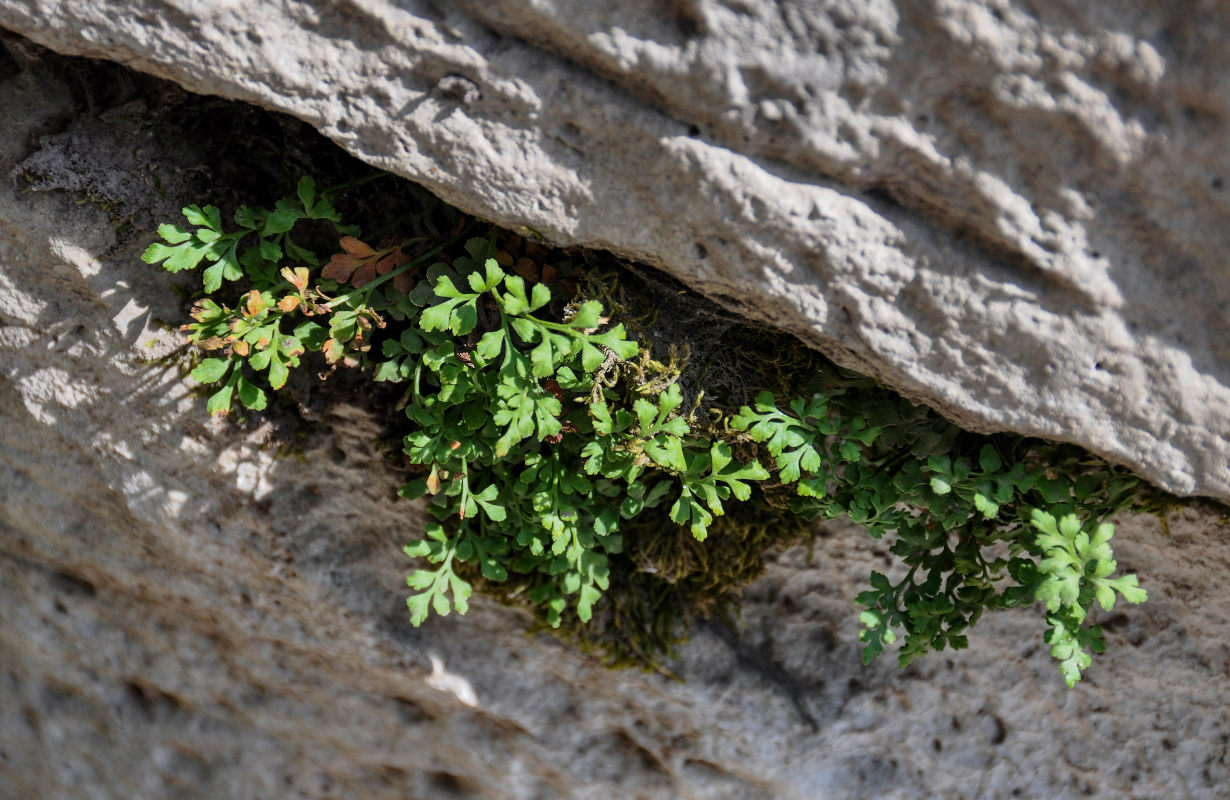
375 249 410 275
350 262 378 287
339 236 376 257
541 378 565 402
327 240 417 288
322 253 361 282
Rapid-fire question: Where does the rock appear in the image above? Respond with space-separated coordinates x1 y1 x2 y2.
0 1 1226 502
2 34 1230 800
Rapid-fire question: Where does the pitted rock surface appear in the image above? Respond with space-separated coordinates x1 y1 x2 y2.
2 33 1230 800
0 1 1225 501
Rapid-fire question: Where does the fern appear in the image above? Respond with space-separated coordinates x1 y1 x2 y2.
147 177 1150 686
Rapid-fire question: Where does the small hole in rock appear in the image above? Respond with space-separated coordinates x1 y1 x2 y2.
426 771 468 796
48 571 96 598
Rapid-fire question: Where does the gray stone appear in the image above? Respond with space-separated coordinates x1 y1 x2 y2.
2 33 1230 800
0 0 1225 501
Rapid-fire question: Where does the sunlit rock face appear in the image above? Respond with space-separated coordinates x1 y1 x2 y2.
2 18 1230 800
0 0 1227 502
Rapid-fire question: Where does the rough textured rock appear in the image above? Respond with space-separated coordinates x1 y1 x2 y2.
0 0 1226 502
3 33 1230 800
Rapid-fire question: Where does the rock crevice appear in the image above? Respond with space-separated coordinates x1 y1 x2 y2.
2 25 1230 800
1 0 1227 500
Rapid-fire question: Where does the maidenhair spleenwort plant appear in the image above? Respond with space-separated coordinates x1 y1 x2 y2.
145 177 1148 687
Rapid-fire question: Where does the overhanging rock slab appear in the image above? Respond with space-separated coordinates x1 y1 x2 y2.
0 0 1226 500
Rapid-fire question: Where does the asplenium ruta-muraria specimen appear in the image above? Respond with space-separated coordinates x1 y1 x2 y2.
145 176 1148 687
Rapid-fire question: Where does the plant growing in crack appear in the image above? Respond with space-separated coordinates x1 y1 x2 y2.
146 176 1150 687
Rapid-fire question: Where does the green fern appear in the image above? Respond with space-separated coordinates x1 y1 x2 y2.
147 176 1150 686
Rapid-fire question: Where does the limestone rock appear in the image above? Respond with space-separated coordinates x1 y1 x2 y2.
0 0 1225 501
2 33 1230 800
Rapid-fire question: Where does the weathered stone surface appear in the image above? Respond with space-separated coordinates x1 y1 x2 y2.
3 34 1230 800
0 0 1226 502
